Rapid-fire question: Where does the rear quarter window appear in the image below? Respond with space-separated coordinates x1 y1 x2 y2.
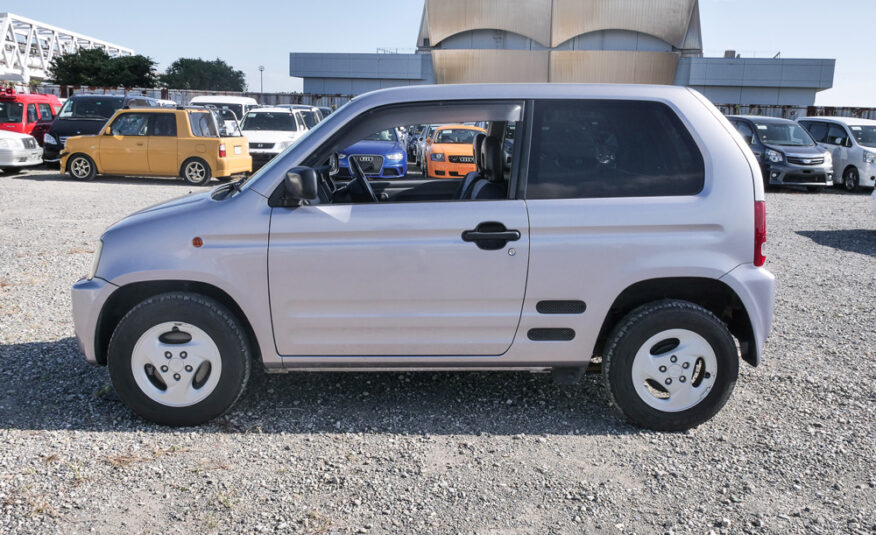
188 112 219 137
526 100 705 199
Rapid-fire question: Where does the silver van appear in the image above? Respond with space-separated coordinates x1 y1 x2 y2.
798 116 876 192
71 84 775 431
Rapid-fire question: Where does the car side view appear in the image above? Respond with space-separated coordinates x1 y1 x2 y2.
60 107 251 185
71 84 775 431
798 116 876 192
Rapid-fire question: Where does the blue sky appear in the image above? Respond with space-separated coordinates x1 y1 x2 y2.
5 0 874 105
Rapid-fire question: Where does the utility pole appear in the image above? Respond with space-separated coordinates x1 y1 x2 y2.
258 65 265 93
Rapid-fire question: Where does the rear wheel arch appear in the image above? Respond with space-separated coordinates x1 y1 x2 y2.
94 280 259 366
593 277 757 366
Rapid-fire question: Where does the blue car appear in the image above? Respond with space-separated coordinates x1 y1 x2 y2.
338 129 408 178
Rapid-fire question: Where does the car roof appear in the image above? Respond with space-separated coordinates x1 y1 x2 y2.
728 115 797 124
800 116 876 126
190 95 258 105
245 107 294 114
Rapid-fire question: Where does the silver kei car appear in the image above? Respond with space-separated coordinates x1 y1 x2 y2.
72 84 775 431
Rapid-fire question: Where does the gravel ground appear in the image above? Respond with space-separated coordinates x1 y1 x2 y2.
1 169 874 535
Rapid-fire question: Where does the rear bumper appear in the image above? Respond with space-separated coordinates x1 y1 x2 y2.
215 155 252 177
71 277 118 365
719 264 776 366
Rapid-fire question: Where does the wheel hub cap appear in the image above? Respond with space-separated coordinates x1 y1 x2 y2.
630 328 717 412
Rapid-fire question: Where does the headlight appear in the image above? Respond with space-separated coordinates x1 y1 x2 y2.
864 151 876 164
87 240 103 281
430 153 445 161
338 153 347 160
823 152 832 166
44 133 58 146
386 152 404 161
0 139 9 149
765 149 783 163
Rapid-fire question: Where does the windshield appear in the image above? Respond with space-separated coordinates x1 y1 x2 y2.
241 112 298 131
0 101 23 123
58 97 124 119
849 125 876 148
753 122 814 147
299 110 319 129
195 103 243 120
364 129 398 142
435 128 480 144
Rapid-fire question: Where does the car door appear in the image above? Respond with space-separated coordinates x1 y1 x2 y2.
268 199 529 357
825 123 851 173
24 103 38 135
99 112 150 174
147 113 179 175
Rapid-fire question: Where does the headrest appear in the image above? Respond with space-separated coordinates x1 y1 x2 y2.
480 136 503 182
472 132 486 172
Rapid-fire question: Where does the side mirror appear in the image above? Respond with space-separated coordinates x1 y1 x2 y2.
104 127 113 135
834 137 844 145
329 153 340 176
284 166 318 203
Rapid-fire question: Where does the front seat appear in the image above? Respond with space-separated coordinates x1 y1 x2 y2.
455 132 486 199
467 136 507 200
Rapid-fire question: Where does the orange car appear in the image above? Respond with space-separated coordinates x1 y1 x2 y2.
424 124 486 178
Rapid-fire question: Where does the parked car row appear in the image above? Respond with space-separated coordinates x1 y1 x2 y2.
728 114 876 192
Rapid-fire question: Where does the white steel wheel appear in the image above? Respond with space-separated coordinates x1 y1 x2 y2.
69 155 95 180
130 321 222 407
630 329 717 412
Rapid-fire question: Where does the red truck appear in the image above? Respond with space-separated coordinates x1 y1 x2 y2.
0 89 62 144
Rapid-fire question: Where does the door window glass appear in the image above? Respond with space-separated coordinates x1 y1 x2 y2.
526 100 704 199
0 101 23 123
735 122 755 145
150 114 178 136
802 121 829 143
27 104 38 123
109 113 149 136
826 124 849 146
37 103 54 120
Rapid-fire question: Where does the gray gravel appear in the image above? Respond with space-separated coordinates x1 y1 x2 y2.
1 169 874 535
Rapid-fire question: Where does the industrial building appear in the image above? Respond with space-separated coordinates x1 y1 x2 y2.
290 0 835 106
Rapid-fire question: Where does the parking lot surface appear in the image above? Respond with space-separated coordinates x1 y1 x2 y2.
1 169 874 534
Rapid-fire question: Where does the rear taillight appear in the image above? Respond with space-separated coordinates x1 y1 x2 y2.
754 200 766 267
219 143 227 158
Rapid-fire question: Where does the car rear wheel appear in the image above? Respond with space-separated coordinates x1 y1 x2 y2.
107 292 251 426
68 154 96 181
843 167 860 192
603 299 738 431
181 158 211 186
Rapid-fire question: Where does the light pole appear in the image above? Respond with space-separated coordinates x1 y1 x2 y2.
258 65 265 94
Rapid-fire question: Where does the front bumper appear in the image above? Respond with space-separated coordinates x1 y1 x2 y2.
43 143 62 163
427 160 476 179
0 146 43 168
719 264 776 366
250 150 280 169
337 160 407 179
72 277 118 365
857 162 876 188
762 162 833 187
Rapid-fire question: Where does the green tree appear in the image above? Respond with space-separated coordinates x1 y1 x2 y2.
161 58 247 91
49 49 157 87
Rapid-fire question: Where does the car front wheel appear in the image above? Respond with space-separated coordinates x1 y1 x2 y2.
603 300 738 431
68 154 96 181
843 167 860 192
107 292 251 426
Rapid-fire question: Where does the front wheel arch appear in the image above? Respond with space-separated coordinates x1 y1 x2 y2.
95 280 259 367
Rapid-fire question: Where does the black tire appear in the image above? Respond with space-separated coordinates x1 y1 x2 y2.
1 168 22 175
107 292 251 426
67 154 97 181
603 299 739 431
842 167 860 192
181 158 212 186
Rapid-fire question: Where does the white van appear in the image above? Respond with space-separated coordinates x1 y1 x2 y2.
189 95 258 122
797 116 876 192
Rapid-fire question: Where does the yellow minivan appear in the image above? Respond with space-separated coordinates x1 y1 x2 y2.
60 107 251 185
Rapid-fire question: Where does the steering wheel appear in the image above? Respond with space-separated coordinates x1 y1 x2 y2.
348 156 379 203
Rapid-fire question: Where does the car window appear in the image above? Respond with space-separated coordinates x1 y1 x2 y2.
27 104 38 123
735 122 755 144
241 112 298 131
826 124 849 146
364 129 397 142
435 128 480 144
188 111 219 137
150 114 178 137
37 103 54 120
58 98 125 119
848 125 876 148
109 113 150 136
299 110 319 129
802 121 829 143
196 103 243 120
0 101 24 123
526 100 705 199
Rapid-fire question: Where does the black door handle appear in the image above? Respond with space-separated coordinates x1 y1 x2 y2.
462 222 521 250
